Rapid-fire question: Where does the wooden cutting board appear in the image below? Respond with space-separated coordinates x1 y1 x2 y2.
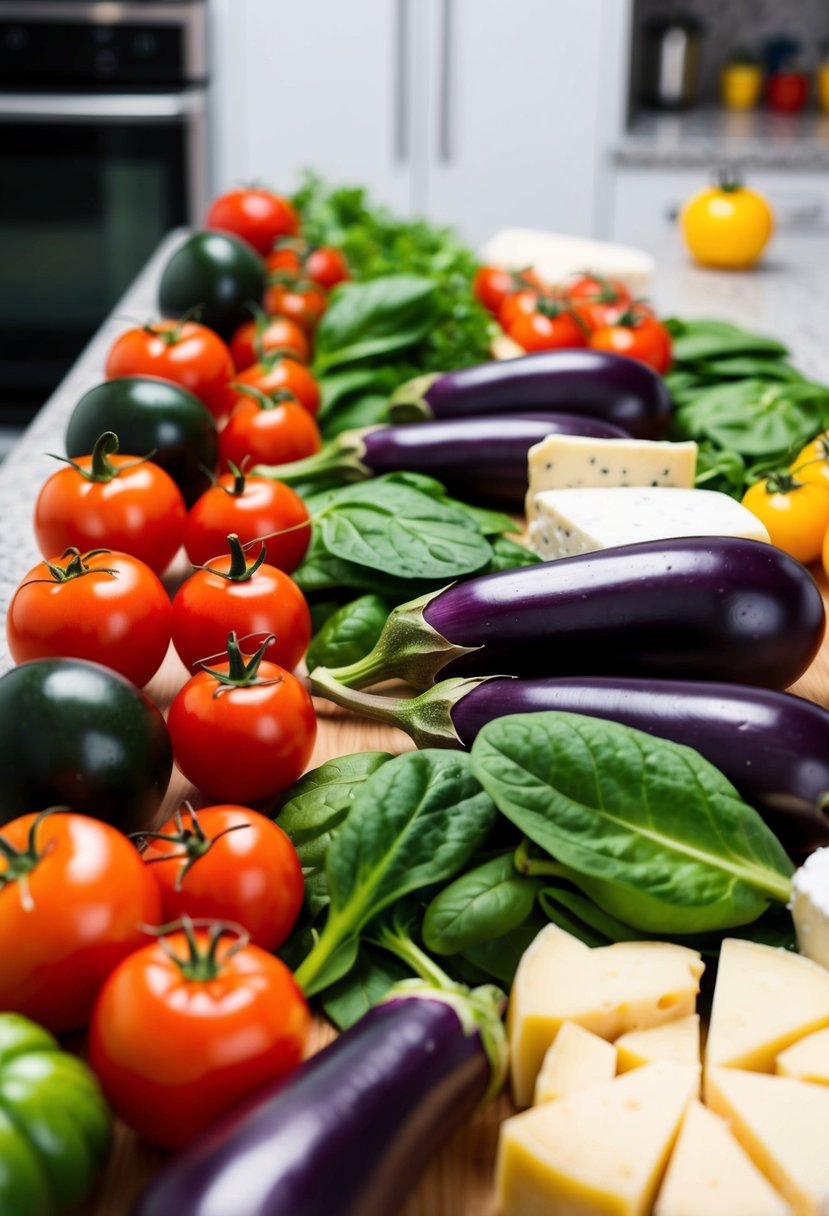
86 575 829 1216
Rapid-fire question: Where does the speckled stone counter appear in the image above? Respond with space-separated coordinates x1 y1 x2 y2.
616 108 829 171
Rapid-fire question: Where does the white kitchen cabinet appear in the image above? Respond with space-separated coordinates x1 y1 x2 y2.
209 0 630 241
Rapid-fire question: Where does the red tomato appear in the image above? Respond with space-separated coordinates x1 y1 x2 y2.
105 320 236 422
767 71 809 113
589 312 673 374
185 470 311 573
219 392 322 473
508 304 587 352
7 548 172 688
497 287 545 333
140 805 303 950
0 811 161 1032
89 924 309 1147
205 188 299 256
263 280 328 335
265 245 304 277
33 433 186 575
167 636 317 803
229 315 310 371
473 265 545 314
563 274 632 333
171 536 311 674
304 246 350 289
233 356 320 415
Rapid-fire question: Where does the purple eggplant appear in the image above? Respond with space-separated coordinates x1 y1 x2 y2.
320 536 825 692
254 412 628 505
134 985 506 1216
388 349 672 439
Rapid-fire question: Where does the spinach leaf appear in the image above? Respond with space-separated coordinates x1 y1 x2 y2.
375 472 520 536
471 712 793 935
693 441 746 498
461 911 548 985
316 366 397 440
423 852 540 955
539 885 646 945
670 379 829 459
314 275 440 374
667 318 788 364
484 534 541 572
321 947 409 1030
276 751 393 847
295 749 496 996
306 595 392 671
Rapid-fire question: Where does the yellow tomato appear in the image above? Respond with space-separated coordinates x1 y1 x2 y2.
822 525 829 580
742 476 829 564
791 432 829 489
680 180 774 269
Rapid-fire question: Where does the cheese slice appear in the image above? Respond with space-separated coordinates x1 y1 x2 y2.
616 1015 700 1073
528 486 770 560
508 925 703 1106
705 939 829 1079
526 435 697 522
707 1067 829 1216
654 1100 791 1216
776 1027 829 1085
791 848 829 972
533 1021 617 1104
479 227 655 295
496 1062 697 1216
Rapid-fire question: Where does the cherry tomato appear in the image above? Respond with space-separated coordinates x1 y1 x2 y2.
219 390 322 472
507 302 587 352
589 310 672 374
205 188 299 256
791 433 829 491
141 805 303 950
263 279 328 335
742 474 829 564
172 535 311 674
563 273 632 332
167 634 317 803
185 469 311 574
234 356 320 416
0 811 161 1032
7 548 172 688
304 246 350 289
821 525 829 582
89 922 309 1147
229 315 310 371
33 432 186 575
265 244 304 277
473 265 545 315
105 320 236 422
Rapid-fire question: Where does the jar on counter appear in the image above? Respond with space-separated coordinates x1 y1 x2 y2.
721 52 763 111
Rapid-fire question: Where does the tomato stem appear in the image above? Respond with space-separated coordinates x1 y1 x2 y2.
135 804 251 891
47 431 156 484
148 916 250 982
0 807 59 893
199 533 267 582
202 631 283 695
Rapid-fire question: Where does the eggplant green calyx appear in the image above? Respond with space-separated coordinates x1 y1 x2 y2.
136 803 250 892
149 916 249 983
254 427 373 488
48 430 154 483
388 372 441 422
202 631 282 695
201 534 267 582
320 588 479 689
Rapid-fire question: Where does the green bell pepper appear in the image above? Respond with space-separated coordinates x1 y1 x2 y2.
0 1014 111 1214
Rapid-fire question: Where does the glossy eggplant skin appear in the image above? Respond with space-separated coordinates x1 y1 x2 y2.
362 412 628 504
392 350 672 439
452 676 829 852
134 996 489 1216
424 537 826 690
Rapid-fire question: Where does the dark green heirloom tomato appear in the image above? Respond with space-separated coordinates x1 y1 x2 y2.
0 1013 111 1215
0 658 172 834
65 377 218 505
158 231 266 338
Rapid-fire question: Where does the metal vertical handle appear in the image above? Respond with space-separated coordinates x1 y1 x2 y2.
438 0 454 163
394 0 410 163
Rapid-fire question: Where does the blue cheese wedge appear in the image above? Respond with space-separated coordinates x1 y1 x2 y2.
529 487 770 560
791 847 829 972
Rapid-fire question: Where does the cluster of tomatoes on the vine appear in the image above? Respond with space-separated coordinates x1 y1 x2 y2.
473 265 673 375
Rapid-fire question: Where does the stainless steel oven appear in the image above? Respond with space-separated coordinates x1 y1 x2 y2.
0 0 208 431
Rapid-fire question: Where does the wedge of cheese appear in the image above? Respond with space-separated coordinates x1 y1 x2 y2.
616 1015 700 1073
705 939 829 1079
479 227 654 295
526 435 697 522
508 925 703 1106
776 1027 829 1085
654 1100 791 1216
533 1021 617 1105
707 1067 829 1216
790 847 829 971
496 1062 698 1216
528 486 770 560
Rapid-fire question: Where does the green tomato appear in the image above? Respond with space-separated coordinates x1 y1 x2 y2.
158 231 266 338
0 1014 111 1215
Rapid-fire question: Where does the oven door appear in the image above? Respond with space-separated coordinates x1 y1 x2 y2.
0 90 207 416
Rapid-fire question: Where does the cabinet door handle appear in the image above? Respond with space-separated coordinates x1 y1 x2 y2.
394 0 410 163
438 0 454 163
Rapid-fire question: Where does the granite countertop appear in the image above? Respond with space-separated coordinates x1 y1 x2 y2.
615 106 829 171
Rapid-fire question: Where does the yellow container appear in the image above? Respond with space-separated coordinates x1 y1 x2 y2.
721 63 763 111
818 63 829 113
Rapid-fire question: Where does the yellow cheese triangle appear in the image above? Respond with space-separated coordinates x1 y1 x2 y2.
654 1100 791 1216
776 1027 829 1085
705 939 829 1075
534 1021 617 1104
616 1015 700 1072
496 1062 698 1216
707 1067 829 1216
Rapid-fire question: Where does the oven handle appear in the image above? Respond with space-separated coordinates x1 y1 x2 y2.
0 90 206 123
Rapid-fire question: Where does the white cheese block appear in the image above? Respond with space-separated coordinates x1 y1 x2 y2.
529 486 770 560
654 1100 792 1216
704 938 829 1080
479 227 654 295
533 1021 617 1105
791 848 829 972
616 1015 700 1073
706 1067 829 1216
496 1062 698 1216
526 435 697 522
776 1027 829 1085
